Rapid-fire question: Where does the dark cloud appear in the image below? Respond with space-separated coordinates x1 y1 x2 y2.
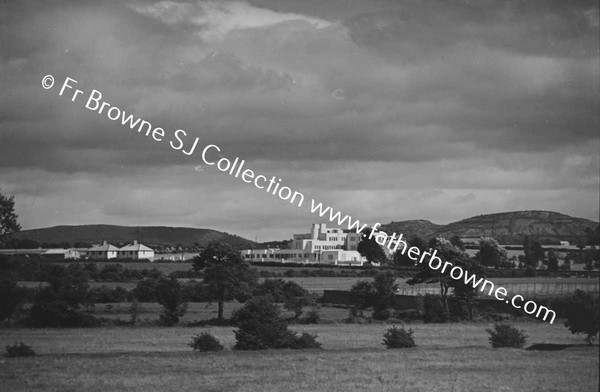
1 0 598 239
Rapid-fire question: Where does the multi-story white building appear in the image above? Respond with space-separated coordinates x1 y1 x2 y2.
241 223 365 265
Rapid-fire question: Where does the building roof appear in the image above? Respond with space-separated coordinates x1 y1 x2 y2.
119 243 153 252
0 249 47 255
88 243 119 252
42 249 70 255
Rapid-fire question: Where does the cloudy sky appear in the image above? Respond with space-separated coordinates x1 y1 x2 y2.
1 0 599 241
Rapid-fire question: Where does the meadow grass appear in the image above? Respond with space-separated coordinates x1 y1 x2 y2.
1 321 597 392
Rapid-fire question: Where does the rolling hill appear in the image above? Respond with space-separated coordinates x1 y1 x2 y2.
381 211 598 244
12 225 255 248
9 211 599 248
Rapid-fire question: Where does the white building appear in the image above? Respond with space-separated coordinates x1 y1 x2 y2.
118 240 155 260
241 223 365 265
87 241 119 260
86 240 154 260
41 248 82 260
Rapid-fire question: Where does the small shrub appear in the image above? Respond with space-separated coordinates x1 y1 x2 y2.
486 324 527 348
372 307 391 321
189 332 224 352
232 296 322 350
382 325 416 349
301 309 321 324
5 342 35 357
290 332 322 349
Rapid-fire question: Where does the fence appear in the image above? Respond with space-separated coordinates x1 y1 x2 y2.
395 281 600 299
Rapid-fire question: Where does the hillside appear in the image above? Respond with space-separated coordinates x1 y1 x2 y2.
382 211 598 244
12 225 255 248
380 220 442 239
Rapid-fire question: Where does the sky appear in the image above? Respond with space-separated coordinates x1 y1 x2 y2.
1 0 599 241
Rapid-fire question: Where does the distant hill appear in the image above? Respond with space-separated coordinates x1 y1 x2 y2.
380 220 442 239
381 211 599 244
12 225 255 248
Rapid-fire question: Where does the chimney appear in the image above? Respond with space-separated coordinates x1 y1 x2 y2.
134 240 138 245
103 240 107 245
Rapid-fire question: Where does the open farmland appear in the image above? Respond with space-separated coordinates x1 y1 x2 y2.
1 321 597 392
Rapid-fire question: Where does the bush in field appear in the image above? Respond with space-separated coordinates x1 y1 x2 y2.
6 342 35 357
348 272 398 320
423 294 449 323
232 296 321 350
486 324 527 348
289 332 321 349
5 342 35 357
254 278 315 319
382 325 416 348
189 332 224 352
156 277 187 326
564 290 599 345
300 309 321 324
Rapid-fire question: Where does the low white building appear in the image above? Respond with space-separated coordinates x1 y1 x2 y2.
86 240 154 260
87 241 119 260
118 240 155 260
41 248 82 260
241 223 365 265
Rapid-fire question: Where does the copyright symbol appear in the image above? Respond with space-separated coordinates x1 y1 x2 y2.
41 75 55 89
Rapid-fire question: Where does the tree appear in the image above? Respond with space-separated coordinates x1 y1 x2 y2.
450 235 465 251
192 241 258 322
407 238 482 319
348 280 378 315
156 277 187 326
0 190 21 245
27 264 95 327
231 296 321 350
0 276 25 325
132 277 160 302
546 250 559 273
253 279 315 319
232 296 294 350
564 290 599 345
522 235 544 269
393 235 427 266
477 237 507 269
348 271 398 320
357 227 388 264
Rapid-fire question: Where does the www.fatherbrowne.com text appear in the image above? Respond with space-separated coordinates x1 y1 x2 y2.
43 74 557 325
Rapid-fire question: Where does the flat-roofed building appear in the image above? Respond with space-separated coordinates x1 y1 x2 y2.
241 223 365 265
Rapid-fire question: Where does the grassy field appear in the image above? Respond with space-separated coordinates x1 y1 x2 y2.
0 321 597 391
